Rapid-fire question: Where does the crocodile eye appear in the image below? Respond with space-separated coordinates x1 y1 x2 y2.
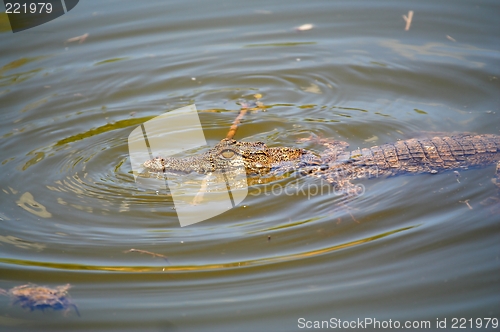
220 149 235 159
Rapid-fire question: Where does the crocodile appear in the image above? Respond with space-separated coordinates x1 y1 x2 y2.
143 134 500 194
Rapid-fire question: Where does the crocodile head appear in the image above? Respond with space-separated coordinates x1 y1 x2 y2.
143 138 309 175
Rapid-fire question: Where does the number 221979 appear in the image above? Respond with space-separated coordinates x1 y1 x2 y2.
451 318 498 329
5 2 53 14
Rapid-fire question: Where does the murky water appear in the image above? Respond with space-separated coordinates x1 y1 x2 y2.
1 0 499 331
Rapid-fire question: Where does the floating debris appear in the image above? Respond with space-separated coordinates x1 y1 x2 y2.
295 23 314 31
124 248 169 262
403 10 414 31
459 199 473 210
0 284 79 316
65 33 88 44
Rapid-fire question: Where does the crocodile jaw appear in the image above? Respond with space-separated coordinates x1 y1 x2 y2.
143 154 215 174
143 157 166 172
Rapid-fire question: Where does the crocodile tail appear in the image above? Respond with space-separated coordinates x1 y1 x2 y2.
357 134 500 174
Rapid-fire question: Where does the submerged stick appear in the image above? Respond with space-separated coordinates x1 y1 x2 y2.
226 108 248 139
226 94 264 139
191 172 211 205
